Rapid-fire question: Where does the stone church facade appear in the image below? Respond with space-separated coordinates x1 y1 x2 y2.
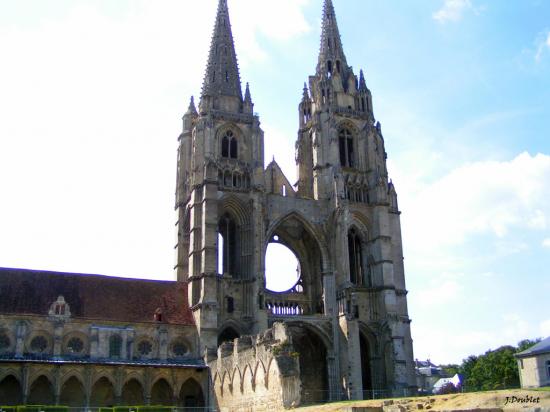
176 0 416 409
0 0 416 409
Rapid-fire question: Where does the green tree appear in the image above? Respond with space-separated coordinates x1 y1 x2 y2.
517 338 541 352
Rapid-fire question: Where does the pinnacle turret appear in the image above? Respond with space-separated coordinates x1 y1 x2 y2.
186 96 198 116
201 0 242 102
244 82 252 103
359 70 367 91
243 82 254 113
302 82 310 101
317 0 348 77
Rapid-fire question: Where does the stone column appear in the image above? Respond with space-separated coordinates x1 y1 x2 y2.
53 322 63 359
21 364 29 404
15 321 27 358
346 319 363 400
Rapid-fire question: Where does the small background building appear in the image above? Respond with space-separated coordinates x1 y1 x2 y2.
415 359 447 394
516 336 550 388
432 374 462 394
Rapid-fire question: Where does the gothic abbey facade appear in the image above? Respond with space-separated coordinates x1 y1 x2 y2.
0 0 415 409
175 0 416 408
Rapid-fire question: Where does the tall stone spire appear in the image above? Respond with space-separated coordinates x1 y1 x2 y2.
201 0 242 102
317 0 348 77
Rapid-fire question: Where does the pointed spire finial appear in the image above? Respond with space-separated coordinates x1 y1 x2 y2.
244 82 252 103
359 69 367 90
317 0 348 77
187 96 198 115
302 82 309 100
200 0 242 101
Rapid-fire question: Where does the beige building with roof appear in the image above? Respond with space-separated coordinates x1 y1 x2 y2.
516 337 550 388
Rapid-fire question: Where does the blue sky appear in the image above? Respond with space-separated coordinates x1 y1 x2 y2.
0 0 549 365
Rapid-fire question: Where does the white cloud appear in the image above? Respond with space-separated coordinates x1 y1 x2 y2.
543 238 550 248
502 313 530 343
399 152 550 256
540 319 550 337
0 1 311 279
433 0 473 23
414 278 463 306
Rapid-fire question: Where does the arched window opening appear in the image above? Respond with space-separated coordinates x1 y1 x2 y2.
91 377 115 407
122 379 144 405
223 171 231 187
339 128 355 168
226 296 234 313
327 60 333 76
361 97 366 112
212 71 215 83
30 335 48 354
179 378 205 408
289 327 328 404
348 229 363 285
109 334 122 358
218 327 240 346
229 136 237 158
151 379 172 406
66 337 84 355
0 333 10 352
218 214 238 276
60 376 86 407
0 375 23 405
221 130 237 159
336 60 341 73
265 242 301 292
221 135 229 157
28 376 54 404
225 70 229 82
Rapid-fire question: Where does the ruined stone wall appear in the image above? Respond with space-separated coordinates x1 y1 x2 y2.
209 323 301 412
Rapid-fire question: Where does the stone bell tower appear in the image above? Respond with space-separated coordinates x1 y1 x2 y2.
174 0 265 352
295 0 416 398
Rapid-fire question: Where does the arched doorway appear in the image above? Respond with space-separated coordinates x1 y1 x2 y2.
179 378 205 408
0 375 22 405
60 376 86 406
151 378 173 405
360 333 373 398
218 327 240 346
28 375 54 404
90 377 115 407
122 378 144 404
289 325 329 404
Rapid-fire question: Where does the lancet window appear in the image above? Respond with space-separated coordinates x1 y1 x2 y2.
348 229 363 285
218 213 238 276
339 128 355 168
221 130 237 159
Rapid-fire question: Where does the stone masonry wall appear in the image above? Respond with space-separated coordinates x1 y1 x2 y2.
209 323 301 412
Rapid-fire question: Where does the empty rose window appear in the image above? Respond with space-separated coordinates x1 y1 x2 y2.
67 337 84 354
30 336 48 353
138 340 153 356
0 333 10 350
172 341 188 357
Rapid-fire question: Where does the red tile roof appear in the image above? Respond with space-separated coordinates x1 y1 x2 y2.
0 268 194 325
